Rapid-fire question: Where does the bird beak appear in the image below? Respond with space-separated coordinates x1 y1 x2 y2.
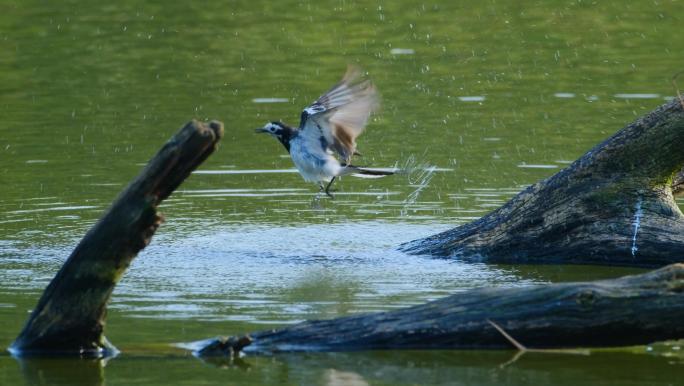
255 128 267 134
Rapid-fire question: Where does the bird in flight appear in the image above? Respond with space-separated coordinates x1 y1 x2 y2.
256 66 394 197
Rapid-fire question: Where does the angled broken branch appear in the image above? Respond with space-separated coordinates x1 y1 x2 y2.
10 120 223 356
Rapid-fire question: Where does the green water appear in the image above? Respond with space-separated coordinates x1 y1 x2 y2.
1 0 683 384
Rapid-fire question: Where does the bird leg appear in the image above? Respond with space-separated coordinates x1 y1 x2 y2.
324 177 337 198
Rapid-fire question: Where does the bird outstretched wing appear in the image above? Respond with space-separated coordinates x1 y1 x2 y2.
298 66 379 163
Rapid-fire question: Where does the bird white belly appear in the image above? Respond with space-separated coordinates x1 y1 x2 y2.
289 137 340 183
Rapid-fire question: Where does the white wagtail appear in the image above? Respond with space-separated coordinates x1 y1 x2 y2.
256 66 394 197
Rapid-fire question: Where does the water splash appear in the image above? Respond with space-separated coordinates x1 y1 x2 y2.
631 197 643 257
399 155 437 216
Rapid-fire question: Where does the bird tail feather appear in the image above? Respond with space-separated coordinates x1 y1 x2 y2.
342 165 395 179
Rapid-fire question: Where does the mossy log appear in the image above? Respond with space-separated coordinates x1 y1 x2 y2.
401 99 684 267
196 263 684 356
10 120 223 357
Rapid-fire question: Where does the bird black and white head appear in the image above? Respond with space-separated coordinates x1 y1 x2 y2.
256 121 288 136
255 121 293 150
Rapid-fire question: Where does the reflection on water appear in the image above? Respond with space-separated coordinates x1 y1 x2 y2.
12 357 105 386
252 98 290 104
613 93 662 99
2 0 684 384
323 369 369 386
5 347 680 386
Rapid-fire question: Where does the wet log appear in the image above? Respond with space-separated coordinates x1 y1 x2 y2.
196 263 684 356
401 99 684 267
10 120 223 357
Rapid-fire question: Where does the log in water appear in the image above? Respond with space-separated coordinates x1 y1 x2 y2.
10 120 223 357
197 263 684 356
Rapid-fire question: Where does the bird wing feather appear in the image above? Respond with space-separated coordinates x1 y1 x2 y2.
298 66 379 163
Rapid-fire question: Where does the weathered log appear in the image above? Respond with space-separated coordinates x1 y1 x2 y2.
401 99 684 267
195 263 684 356
9 120 223 357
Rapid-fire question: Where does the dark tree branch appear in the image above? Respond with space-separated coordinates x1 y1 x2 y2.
10 120 223 357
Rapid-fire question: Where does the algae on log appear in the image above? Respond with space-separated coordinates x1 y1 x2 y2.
196 263 684 356
401 99 684 267
10 120 223 357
